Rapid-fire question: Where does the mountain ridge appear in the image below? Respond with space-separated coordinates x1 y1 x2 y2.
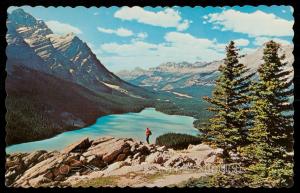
7 8 151 98
117 44 294 94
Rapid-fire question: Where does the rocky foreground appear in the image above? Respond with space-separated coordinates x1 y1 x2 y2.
6 137 224 187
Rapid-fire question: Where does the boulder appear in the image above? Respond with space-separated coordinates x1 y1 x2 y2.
6 159 21 169
28 175 52 187
124 156 132 164
173 157 196 168
164 155 195 168
86 155 105 168
79 156 86 163
54 174 65 181
44 170 54 180
139 155 146 164
157 146 167 152
83 139 131 164
122 147 131 154
59 164 70 175
22 150 47 167
204 155 217 164
156 156 165 165
13 154 69 186
103 161 127 174
133 152 141 159
116 154 127 162
188 143 211 151
6 155 23 168
137 145 150 155
130 146 136 153
61 137 90 154
91 137 115 146
145 152 160 164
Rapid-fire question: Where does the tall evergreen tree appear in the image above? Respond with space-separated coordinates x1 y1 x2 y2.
202 41 254 162
244 41 293 187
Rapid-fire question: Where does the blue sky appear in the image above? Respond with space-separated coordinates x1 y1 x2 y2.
8 6 294 72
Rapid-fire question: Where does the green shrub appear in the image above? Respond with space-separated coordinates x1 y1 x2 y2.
155 133 202 150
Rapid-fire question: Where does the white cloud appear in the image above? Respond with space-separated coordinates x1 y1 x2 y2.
176 19 190 31
114 7 191 31
99 31 227 71
164 32 215 48
45 20 82 35
97 27 133 37
203 15 208 20
204 9 294 37
234 38 250 46
254 36 291 46
137 32 148 39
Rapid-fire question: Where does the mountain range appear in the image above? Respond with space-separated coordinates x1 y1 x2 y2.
117 44 294 97
5 9 153 145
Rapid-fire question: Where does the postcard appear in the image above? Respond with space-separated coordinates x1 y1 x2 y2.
5 5 294 188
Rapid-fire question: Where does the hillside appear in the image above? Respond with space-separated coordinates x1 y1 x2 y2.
6 65 152 145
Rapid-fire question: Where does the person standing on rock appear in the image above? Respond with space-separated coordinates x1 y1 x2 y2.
145 128 152 144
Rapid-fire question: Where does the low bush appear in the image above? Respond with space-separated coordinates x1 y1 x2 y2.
155 133 202 150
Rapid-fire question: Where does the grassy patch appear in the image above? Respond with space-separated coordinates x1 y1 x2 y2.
141 170 183 183
180 175 213 187
73 176 119 187
143 172 165 182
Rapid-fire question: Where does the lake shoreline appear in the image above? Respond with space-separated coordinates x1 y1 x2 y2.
6 108 199 153
5 104 151 148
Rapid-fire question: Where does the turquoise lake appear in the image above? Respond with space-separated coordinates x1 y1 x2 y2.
6 108 199 153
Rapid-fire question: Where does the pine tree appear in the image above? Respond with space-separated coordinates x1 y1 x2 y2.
202 41 254 162
245 40 294 187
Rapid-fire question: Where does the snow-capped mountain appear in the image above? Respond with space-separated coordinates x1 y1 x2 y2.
6 8 149 97
117 44 294 93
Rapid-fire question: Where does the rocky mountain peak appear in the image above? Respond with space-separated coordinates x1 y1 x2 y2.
9 9 51 33
8 9 53 39
6 8 149 98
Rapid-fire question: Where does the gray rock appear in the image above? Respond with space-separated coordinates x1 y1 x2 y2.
133 152 141 159
116 154 127 162
84 139 130 164
86 155 105 168
28 175 52 187
61 137 90 154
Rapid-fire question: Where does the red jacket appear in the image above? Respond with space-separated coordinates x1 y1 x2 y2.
146 128 152 136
